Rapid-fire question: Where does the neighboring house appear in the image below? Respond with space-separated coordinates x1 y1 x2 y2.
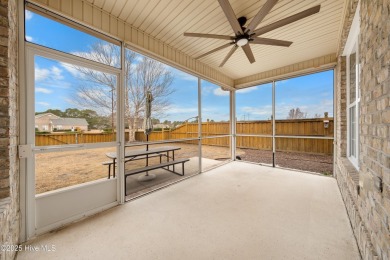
51 118 89 131
34 113 60 131
35 113 88 131
153 123 170 129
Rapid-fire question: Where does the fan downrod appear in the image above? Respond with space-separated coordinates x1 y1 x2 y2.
237 16 247 28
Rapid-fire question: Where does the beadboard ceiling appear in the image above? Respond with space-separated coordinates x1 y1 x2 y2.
84 0 345 79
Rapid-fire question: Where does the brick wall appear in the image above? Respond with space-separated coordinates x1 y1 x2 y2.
336 55 347 158
0 0 19 259
335 0 390 259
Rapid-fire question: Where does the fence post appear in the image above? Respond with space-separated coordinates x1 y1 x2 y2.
75 133 78 144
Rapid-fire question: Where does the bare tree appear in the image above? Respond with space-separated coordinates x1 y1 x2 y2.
314 113 322 118
287 107 307 119
70 41 174 141
125 55 174 140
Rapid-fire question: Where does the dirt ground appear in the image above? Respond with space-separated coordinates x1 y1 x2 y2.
239 149 333 175
35 144 333 194
35 143 231 194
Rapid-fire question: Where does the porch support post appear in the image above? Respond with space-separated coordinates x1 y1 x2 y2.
198 77 202 173
230 89 236 161
118 42 126 203
272 81 276 167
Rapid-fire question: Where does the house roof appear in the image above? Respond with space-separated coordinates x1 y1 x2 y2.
50 118 89 126
35 113 61 119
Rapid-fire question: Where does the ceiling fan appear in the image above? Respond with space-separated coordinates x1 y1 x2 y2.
184 0 321 67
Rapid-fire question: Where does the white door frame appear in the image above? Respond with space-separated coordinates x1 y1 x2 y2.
23 42 124 239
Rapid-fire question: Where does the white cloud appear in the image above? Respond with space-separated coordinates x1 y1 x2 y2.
60 62 84 78
165 105 197 114
213 88 229 96
171 69 197 82
77 89 106 99
25 10 33 20
51 66 64 80
241 105 272 116
273 99 333 119
71 44 120 67
25 35 33 42
35 67 50 81
201 85 214 95
39 81 71 89
277 79 289 85
236 86 258 94
35 87 52 94
35 66 64 82
135 56 144 62
37 101 50 107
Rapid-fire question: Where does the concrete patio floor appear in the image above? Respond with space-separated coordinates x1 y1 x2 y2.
17 162 360 260
125 157 227 200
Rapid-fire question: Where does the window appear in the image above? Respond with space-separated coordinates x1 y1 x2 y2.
347 43 359 168
25 9 121 68
33 55 118 144
344 6 360 169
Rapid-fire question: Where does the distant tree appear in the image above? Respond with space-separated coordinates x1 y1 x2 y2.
152 118 160 124
35 109 64 117
70 41 174 141
287 107 307 119
314 113 322 118
63 108 83 118
172 120 184 128
77 109 111 130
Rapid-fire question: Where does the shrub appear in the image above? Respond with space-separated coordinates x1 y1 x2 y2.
35 131 51 135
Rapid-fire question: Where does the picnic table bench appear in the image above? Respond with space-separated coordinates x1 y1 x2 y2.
124 158 189 195
102 154 163 179
104 146 190 195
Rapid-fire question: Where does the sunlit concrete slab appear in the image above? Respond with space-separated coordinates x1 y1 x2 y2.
125 157 227 199
17 162 360 260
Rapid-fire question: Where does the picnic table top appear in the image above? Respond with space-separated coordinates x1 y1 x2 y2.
105 146 181 159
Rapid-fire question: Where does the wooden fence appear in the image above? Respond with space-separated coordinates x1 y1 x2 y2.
35 119 333 155
35 133 116 146
135 118 334 155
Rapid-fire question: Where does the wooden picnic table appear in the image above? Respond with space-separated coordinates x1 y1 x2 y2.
105 146 181 178
105 145 190 196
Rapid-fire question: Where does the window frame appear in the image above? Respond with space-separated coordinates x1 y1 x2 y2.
344 3 360 170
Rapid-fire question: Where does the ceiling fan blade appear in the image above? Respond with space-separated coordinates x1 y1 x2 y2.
251 37 292 47
252 5 321 36
241 44 255 64
184 33 235 40
219 45 238 67
245 0 279 34
218 0 243 35
196 42 234 59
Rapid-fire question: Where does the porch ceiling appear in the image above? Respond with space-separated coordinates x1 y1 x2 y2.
85 0 345 80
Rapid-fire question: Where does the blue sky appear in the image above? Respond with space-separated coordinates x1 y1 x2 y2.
26 10 333 122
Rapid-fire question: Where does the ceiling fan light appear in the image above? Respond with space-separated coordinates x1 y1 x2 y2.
236 38 248 46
